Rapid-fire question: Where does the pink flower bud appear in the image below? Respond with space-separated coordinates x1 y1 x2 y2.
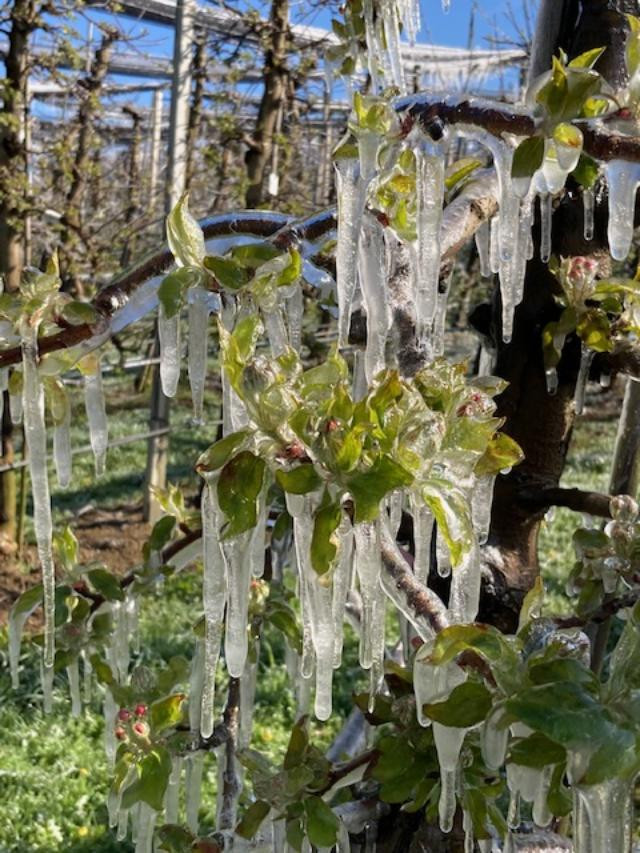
134 703 147 718
133 721 149 737
115 726 127 740
117 708 131 722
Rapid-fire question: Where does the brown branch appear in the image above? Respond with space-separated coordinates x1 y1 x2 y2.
517 485 613 518
555 591 639 628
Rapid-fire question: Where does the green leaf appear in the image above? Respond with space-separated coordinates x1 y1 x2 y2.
303 796 339 848
156 824 196 852
121 746 173 811
86 568 125 602
576 310 612 352
150 693 186 734
627 14 640 79
512 136 545 180
89 653 115 685
230 243 280 269
424 681 492 728
61 300 98 326
509 732 566 768
217 451 266 537
10 583 44 618
284 717 309 770
53 525 78 572
166 193 205 268
423 479 473 567
310 496 342 575
203 255 249 290
474 432 524 477
276 465 321 495
149 515 177 552
236 800 271 840
348 455 413 523
196 429 252 474
569 47 605 70
572 154 600 189
428 624 521 694
445 158 482 191
158 267 203 318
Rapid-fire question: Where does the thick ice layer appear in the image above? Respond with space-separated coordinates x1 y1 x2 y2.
414 135 447 334
187 286 211 423
332 517 353 668
576 777 633 853
448 541 481 624
222 526 254 678
605 159 640 261
201 482 227 738
158 304 181 397
263 307 289 358
286 285 304 353
84 361 108 477
471 474 496 545
410 493 434 584
335 157 367 347
21 327 55 671
359 219 389 382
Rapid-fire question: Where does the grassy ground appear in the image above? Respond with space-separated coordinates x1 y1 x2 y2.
0 364 621 851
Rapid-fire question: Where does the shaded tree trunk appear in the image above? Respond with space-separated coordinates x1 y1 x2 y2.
244 0 289 208
120 107 143 268
185 31 207 191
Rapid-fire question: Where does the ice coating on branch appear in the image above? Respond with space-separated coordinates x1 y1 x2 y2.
187 286 213 424
583 188 595 241
21 325 55 672
354 520 385 673
84 360 108 476
291 493 335 720
414 133 447 335
575 345 594 415
359 218 389 382
410 493 434 584
471 474 496 545
67 659 82 717
335 157 368 347
575 777 633 853
605 159 640 261
186 752 204 834
53 407 72 488
201 481 227 738
448 541 480 624
475 221 491 278
158 303 181 397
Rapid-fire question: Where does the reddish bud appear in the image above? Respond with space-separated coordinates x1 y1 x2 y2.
410 637 424 650
134 703 147 718
325 418 339 433
117 708 131 722
133 721 149 737
115 726 127 740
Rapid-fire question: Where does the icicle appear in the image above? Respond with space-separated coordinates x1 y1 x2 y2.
9 593 41 688
67 658 82 717
82 650 92 703
475 221 491 277
545 367 558 395
112 601 130 683
286 285 304 352
354 520 385 672
583 187 595 241
532 765 553 827
83 359 108 476
189 636 205 735
250 492 267 578
413 648 464 726
126 593 139 655
463 809 474 853
432 268 452 358
434 722 467 832
187 286 211 424
9 387 22 424
239 647 259 747
471 475 496 545
576 777 633 853
222 527 254 679
293 494 335 721
605 159 640 261
359 218 389 382
380 0 405 92
352 349 367 401
410 494 434 584
104 688 118 764
335 157 366 347
134 802 156 853
186 752 204 834
575 345 594 415
53 405 72 489
164 757 182 825
158 303 181 397
21 324 55 674
117 809 129 842
336 819 351 852
438 764 457 833
263 307 289 358
201 480 227 738
414 134 447 335
489 217 500 274
448 541 480 624
540 193 552 262
332 518 353 668
481 708 509 770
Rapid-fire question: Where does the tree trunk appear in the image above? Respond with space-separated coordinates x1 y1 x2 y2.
0 0 36 547
59 28 116 294
185 31 207 191
244 0 289 208
120 107 143 269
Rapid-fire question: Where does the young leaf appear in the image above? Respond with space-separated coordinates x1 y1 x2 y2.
166 194 205 268
150 693 186 734
217 451 266 537
310 497 342 575
512 137 545 180
303 796 339 848
236 800 271 840
423 681 492 728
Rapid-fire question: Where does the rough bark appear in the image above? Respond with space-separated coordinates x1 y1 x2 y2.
244 0 289 208
185 31 207 191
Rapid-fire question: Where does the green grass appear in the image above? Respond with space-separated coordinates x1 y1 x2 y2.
0 366 621 850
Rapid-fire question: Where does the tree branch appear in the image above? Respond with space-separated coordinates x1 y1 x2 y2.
517 485 613 518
